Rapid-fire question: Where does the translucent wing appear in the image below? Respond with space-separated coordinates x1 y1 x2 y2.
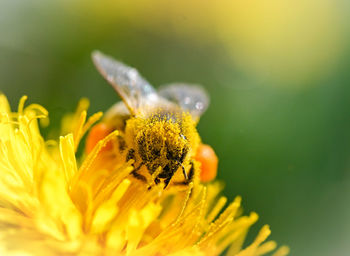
158 83 210 121
92 50 159 116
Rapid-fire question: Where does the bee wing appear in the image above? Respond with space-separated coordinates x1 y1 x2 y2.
92 50 159 116
158 83 210 121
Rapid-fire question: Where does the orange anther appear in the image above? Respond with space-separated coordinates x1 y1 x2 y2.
85 123 114 154
195 144 218 182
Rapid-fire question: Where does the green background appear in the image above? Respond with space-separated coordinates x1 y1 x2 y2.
1 1 350 255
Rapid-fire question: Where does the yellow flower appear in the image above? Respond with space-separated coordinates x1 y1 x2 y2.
0 94 288 256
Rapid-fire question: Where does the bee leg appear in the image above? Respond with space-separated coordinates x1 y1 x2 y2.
116 134 127 152
126 149 135 162
180 163 188 180
126 149 147 182
173 161 195 186
163 176 173 189
131 170 147 182
131 162 147 182
147 167 164 190
187 162 195 182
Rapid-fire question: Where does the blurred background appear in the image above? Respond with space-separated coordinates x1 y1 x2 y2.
1 0 350 255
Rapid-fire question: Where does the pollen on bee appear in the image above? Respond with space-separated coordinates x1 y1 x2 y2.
123 112 201 185
125 112 199 157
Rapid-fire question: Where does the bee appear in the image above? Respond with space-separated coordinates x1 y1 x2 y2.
86 51 218 189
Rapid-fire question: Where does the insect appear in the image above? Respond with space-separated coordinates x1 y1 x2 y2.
87 51 218 189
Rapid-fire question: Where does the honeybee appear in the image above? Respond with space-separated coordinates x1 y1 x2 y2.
87 51 218 189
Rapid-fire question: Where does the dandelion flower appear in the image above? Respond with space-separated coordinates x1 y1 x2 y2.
0 94 288 256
